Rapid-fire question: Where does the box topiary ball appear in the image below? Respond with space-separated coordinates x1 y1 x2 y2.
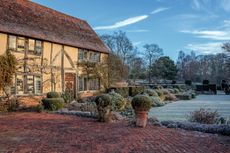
47 92 61 98
131 95 152 111
95 94 112 108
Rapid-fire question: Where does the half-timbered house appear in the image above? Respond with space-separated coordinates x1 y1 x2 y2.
0 0 109 98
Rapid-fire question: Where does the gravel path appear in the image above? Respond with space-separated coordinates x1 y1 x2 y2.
149 94 230 121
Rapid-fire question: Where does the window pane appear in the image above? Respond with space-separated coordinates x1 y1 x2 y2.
84 78 87 91
27 76 34 94
29 39 35 51
16 75 24 94
35 76 41 94
84 51 88 60
9 35 16 50
79 77 84 91
17 37 25 51
78 49 84 60
35 40 42 55
10 75 16 94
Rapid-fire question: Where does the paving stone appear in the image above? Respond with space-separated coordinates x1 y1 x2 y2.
0 113 229 153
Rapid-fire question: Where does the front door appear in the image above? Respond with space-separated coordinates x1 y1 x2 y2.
65 73 76 98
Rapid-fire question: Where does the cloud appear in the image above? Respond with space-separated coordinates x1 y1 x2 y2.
180 30 230 41
94 7 169 30
94 15 148 30
133 41 143 46
191 0 230 12
220 0 230 12
150 7 169 14
127 29 149 33
192 0 202 10
185 42 223 54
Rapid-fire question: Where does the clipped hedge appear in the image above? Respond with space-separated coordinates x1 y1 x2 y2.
42 98 64 111
175 94 192 100
47 92 61 98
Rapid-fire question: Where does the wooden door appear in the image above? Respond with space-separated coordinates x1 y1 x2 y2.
65 73 76 98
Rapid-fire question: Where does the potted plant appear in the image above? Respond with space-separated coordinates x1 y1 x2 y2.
95 94 112 123
131 95 152 127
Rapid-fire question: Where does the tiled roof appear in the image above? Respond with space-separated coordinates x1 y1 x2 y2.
0 0 109 53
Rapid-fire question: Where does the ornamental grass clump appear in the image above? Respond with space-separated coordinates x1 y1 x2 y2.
150 96 164 107
188 108 220 124
131 95 152 127
95 94 112 122
144 89 158 97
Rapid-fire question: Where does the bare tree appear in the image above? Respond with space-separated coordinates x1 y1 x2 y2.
222 42 230 52
143 44 163 83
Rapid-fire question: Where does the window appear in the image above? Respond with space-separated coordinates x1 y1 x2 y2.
78 49 84 60
89 78 100 90
27 75 34 94
94 52 100 62
35 40 42 55
78 77 89 91
8 35 16 50
78 77 84 91
84 51 88 60
16 75 24 95
29 39 35 51
35 76 42 94
89 52 100 62
17 37 25 52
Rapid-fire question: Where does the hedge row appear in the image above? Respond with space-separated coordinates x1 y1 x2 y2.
110 86 146 97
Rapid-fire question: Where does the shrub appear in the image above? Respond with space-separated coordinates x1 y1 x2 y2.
7 98 19 112
175 94 192 100
203 80 209 85
165 93 177 101
145 89 158 97
174 88 180 94
185 80 192 86
95 94 112 122
95 94 112 108
47 92 60 98
191 93 196 99
171 80 176 84
42 98 64 111
33 104 44 113
167 89 174 94
155 89 164 97
150 96 164 107
0 103 8 112
61 90 74 103
109 92 126 111
129 86 145 97
188 108 220 124
114 87 129 97
131 95 152 111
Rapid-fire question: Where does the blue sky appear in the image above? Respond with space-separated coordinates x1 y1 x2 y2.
33 0 230 60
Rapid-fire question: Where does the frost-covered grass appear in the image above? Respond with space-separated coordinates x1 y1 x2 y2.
149 93 230 121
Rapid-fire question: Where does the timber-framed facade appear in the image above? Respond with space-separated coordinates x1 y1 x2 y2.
0 0 109 98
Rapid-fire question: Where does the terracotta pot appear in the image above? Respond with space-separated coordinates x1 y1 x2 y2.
135 111 148 127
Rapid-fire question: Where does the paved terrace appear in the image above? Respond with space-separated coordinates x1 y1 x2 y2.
0 113 229 153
